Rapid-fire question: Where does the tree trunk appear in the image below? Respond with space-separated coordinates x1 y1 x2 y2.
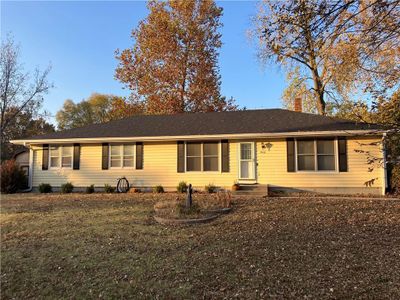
180 73 186 113
316 89 326 115
309 56 326 115
179 43 191 113
312 70 326 115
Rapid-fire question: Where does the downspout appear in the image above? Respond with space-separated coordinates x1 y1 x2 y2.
382 132 388 196
19 143 33 192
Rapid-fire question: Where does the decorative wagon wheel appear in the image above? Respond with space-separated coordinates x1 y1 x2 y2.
117 177 130 193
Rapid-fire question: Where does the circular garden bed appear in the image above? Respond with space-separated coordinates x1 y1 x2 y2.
153 192 233 225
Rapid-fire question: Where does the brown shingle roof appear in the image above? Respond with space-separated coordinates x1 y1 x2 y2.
26 109 381 140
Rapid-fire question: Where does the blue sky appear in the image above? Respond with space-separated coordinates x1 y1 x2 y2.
1 1 286 122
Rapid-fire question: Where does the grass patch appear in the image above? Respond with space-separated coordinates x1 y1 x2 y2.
1 193 400 298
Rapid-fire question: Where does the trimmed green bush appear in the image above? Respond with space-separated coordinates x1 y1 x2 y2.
86 184 95 194
0 160 27 194
104 184 115 193
39 183 52 193
153 185 164 193
61 182 74 194
176 181 188 193
205 183 217 194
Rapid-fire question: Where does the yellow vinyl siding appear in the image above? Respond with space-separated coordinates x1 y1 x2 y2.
32 142 238 190
255 137 383 190
31 136 383 192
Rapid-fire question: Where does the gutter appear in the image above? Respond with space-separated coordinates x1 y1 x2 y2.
10 129 385 146
382 132 388 195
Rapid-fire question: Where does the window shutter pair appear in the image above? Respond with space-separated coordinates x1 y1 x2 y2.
177 140 230 173
42 144 80 170
286 137 348 172
101 143 143 170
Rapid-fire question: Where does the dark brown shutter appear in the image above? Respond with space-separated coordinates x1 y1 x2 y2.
42 144 49 170
73 144 80 170
102 143 109 170
338 137 348 172
177 141 185 173
221 140 229 172
286 138 295 172
136 142 143 169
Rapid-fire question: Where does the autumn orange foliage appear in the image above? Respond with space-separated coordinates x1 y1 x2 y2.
115 0 237 114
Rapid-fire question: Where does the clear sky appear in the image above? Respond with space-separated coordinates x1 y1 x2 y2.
1 1 286 123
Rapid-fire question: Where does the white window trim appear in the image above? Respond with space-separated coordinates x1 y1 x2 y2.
49 145 73 169
238 142 256 180
295 138 338 173
109 144 136 169
184 141 221 173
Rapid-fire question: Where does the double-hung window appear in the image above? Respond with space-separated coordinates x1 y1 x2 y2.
316 140 335 170
296 139 336 171
186 142 219 172
187 143 201 171
62 146 73 168
49 145 73 168
203 142 219 171
110 145 135 168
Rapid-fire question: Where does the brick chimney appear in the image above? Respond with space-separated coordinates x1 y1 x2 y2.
294 97 302 112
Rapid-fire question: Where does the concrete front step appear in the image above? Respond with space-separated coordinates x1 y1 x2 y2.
233 191 267 196
233 184 268 196
237 184 267 190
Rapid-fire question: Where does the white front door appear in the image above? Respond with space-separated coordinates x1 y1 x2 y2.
239 142 256 180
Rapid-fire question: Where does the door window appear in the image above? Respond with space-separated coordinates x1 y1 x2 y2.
240 143 254 179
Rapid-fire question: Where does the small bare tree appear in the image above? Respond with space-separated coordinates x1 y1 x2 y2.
0 35 52 158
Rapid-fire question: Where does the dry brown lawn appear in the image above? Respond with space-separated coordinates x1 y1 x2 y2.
1 193 400 299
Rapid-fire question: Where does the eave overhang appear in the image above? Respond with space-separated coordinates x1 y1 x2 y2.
10 129 385 146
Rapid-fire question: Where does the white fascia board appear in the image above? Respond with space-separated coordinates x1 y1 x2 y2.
10 130 384 146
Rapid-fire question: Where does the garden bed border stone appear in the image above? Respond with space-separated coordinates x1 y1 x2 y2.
154 214 219 225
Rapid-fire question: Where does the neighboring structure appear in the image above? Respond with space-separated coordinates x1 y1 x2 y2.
12 148 30 188
11 109 387 195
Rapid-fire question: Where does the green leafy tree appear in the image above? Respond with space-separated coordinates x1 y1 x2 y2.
115 0 237 114
56 93 143 130
56 93 115 130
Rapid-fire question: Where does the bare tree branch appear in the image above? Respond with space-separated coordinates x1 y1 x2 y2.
0 35 52 159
